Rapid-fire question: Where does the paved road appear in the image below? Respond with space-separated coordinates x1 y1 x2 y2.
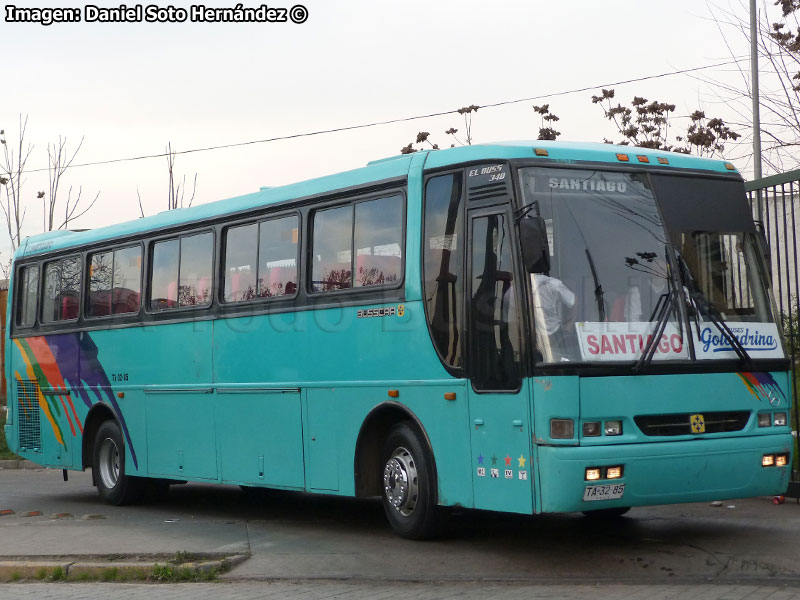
2 582 800 600
1 469 799 587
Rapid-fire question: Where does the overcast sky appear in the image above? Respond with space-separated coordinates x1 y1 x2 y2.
0 0 762 254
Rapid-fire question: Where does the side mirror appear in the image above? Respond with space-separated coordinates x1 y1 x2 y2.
519 217 550 274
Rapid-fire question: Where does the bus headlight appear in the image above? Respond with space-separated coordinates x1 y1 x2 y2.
606 466 623 479
776 454 789 467
774 413 787 427
585 468 601 481
550 419 574 439
762 454 775 467
604 421 622 436
758 413 772 427
582 422 601 437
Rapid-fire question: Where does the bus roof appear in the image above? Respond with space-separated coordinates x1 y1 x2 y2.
16 140 737 259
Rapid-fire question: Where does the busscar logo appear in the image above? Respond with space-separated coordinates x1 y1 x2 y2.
357 307 396 319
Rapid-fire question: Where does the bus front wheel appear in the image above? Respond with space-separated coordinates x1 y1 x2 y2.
93 420 144 505
381 422 441 540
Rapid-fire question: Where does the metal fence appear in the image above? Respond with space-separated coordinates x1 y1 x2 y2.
745 170 800 490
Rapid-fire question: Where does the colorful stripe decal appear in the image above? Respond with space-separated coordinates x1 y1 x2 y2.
13 339 64 446
737 372 786 403
12 333 137 469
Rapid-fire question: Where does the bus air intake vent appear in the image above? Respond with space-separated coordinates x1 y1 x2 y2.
634 411 750 436
16 379 42 452
468 181 510 203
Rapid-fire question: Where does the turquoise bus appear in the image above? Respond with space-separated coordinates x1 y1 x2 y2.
3 141 793 539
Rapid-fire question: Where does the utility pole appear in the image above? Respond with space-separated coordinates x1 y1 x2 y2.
751 0 763 179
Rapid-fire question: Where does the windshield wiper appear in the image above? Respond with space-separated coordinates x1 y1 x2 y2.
585 248 606 322
688 289 754 369
633 283 679 373
676 255 754 369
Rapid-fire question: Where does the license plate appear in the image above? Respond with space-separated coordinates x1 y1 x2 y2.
583 483 625 502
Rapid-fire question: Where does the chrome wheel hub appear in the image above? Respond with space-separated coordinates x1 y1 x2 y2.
98 437 120 490
383 446 418 516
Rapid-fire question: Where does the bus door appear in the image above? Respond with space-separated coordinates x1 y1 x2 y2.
466 209 534 514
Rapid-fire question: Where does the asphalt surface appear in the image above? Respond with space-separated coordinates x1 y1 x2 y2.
1 468 800 598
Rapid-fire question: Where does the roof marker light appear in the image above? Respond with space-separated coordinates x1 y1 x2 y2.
535 148 549 157
657 157 669 165
724 162 737 171
637 155 650 163
616 153 629 162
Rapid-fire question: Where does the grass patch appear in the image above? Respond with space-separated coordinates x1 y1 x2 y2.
0 410 18 460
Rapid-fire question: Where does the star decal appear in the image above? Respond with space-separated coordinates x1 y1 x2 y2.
491 455 498 466
518 455 526 468
504 455 512 466
477 454 484 465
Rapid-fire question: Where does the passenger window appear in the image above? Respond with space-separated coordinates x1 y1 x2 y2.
224 223 258 302
149 232 212 311
150 239 179 310
42 257 82 323
178 233 213 307
423 174 465 370
16 265 39 327
355 196 403 287
311 195 403 293
311 205 353 292
258 216 298 297
89 246 142 317
113 246 142 314
88 251 113 317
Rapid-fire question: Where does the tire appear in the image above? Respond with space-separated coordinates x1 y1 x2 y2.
582 506 631 519
93 420 145 505
381 422 442 540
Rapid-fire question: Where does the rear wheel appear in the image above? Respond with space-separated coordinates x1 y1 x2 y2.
381 422 442 540
93 420 144 505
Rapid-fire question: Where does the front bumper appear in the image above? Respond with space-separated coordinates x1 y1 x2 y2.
537 434 793 513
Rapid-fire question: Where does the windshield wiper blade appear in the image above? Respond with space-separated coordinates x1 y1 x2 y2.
690 292 754 369
675 254 754 369
633 286 678 372
584 249 606 322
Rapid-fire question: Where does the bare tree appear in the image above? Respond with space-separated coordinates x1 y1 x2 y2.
591 89 740 157
704 0 800 173
139 142 197 217
401 105 480 154
533 104 562 141
46 136 99 231
0 115 35 253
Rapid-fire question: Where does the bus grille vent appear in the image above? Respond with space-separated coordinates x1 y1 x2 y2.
634 411 750 436
468 181 510 203
16 379 42 452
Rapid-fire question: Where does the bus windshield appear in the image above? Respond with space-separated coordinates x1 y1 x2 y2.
518 167 784 365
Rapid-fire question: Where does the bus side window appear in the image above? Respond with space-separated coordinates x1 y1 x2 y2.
178 233 213 307
150 239 179 310
257 216 299 297
311 205 354 293
149 233 212 311
42 257 81 323
423 173 465 371
88 251 113 317
16 265 39 327
354 196 403 287
224 223 258 302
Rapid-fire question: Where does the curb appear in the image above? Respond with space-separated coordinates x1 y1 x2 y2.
0 459 40 470
0 554 249 582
